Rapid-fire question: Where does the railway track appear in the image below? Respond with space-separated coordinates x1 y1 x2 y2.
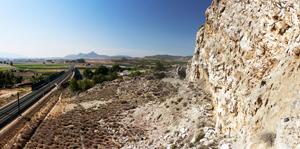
0 66 73 129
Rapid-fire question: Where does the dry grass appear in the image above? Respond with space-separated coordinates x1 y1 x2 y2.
261 132 276 146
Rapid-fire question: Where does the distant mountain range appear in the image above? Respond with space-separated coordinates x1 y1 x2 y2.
0 51 191 60
145 54 193 59
64 51 131 59
0 52 24 59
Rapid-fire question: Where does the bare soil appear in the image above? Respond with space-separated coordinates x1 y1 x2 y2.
0 86 31 108
6 70 218 148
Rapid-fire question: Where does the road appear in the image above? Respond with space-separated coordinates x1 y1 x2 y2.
0 66 73 129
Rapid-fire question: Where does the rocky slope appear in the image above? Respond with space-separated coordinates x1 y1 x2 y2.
9 70 218 148
188 0 300 148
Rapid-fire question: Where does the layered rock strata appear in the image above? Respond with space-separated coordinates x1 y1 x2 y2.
188 0 300 148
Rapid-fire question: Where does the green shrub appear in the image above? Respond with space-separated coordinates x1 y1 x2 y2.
83 68 94 79
78 79 94 91
233 136 238 142
147 95 154 101
95 65 109 75
69 78 79 92
129 71 142 77
105 72 118 81
24 115 31 121
183 102 187 107
188 142 195 148
174 131 179 136
120 100 128 104
92 74 105 84
109 64 123 72
171 145 176 149
153 61 164 71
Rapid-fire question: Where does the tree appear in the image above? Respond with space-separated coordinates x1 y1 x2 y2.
153 61 164 71
14 76 23 84
129 71 142 77
69 78 79 92
109 64 123 73
4 71 14 85
83 68 94 79
78 79 94 91
37 75 45 81
10 62 13 66
92 74 105 84
0 71 4 88
105 72 118 81
95 65 109 75
76 59 85 63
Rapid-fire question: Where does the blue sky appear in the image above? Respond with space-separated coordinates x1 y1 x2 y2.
0 0 212 58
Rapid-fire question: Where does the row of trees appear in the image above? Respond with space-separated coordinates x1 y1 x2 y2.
0 61 13 66
83 64 123 79
0 71 23 88
69 62 165 92
70 65 122 92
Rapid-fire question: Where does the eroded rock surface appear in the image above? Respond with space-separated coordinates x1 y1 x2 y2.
188 0 300 148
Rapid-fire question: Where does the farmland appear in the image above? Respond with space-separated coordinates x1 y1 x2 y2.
0 64 14 71
14 64 68 69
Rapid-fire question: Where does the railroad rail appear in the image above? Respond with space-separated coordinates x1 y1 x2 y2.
0 66 74 129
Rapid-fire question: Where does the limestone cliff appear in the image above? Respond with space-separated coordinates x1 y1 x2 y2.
188 0 300 148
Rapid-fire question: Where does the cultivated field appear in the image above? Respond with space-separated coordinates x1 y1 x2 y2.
14 64 68 69
74 58 189 73
0 64 14 71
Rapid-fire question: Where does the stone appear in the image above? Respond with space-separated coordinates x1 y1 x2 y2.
220 144 230 149
176 67 186 79
187 0 300 147
284 117 290 122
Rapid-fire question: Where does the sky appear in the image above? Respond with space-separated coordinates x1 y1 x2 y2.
0 0 213 58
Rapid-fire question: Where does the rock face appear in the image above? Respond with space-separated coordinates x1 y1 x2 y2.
188 0 300 148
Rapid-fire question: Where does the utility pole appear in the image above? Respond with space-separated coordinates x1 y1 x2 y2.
77 92 83 149
17 92 20 116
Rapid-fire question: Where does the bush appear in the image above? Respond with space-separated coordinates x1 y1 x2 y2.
24 116 31 121
153 61 164 71
174 131 179 136
120 100 128 104
183 102 187 107
76 59 85 63
261 132 276 146
188 142 195 148
78 79 94 91
128 71 142 77
83 68 94 79
95 65 109 76
69 78 79 92
105 72 118 81
92 74 105 84
110 64 123 72
147 95 154 101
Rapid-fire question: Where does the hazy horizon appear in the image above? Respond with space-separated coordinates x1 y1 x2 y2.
0 0 212 58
